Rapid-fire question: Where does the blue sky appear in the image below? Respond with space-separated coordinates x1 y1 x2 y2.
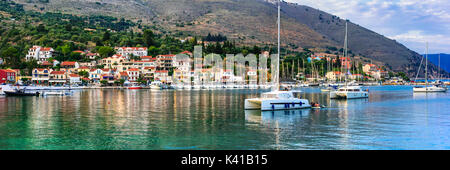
286 0 450 54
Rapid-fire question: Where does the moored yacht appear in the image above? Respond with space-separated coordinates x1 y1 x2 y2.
245 90 311 111
335 86 369 99
244 0 311 111
413 85 447 92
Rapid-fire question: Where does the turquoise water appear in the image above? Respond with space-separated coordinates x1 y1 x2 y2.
0 86 449 150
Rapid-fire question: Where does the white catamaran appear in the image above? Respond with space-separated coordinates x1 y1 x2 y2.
331 21 369 99
244 0 311 111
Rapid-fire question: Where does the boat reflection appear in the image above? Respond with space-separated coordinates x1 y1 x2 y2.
245 109 310 125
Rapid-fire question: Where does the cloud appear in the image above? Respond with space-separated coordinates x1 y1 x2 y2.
285 0 450 53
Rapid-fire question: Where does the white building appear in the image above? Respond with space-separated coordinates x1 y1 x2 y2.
26 46 54 63
115 47 148 59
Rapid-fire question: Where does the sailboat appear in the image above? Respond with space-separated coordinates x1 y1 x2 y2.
333 21 369 99
413 43 447 92
244 0 311 111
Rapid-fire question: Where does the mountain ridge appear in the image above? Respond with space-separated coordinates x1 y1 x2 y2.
12 0 448 77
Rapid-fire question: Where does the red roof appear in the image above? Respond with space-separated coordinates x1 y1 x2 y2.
51 71 65 75
79 66 89 69
41 61 53 66
61 61 77 66
69 74 80 77
0 69 16 73
119 72 128 76
155 70 168 73
115 47 148 50
86 53 98 56
82 78 90 81
158 54 175 57
140 56 153 58
73 50 85 53
127 68 140 71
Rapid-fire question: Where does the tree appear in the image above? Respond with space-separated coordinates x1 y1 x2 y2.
102 30 111 42
60 44 71 58
97 46 115 58
143 29 155 47
1 46 21 67
148 46 159 56
78 71 89 78
100 80 108 86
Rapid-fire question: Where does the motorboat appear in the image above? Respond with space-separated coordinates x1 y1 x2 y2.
128 83 142 90
245 90 311 111
150 81 163 90
335 86 369 99
4 88 40 97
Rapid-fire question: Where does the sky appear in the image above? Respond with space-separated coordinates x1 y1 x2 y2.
285 0 450 54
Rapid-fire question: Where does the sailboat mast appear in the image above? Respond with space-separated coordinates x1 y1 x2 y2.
276 0 280 91
439 53 441 81
426 42 428 87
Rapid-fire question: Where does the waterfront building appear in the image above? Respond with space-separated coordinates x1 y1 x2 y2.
69 74 82 84
115 47 148 59
49 71 67 85
60 61 80 73
101 69 116 82
25 46 54 63
126 68 140 82
89 69 104 82
32 68 52 84
102 54 126 69
116 71 129 81
156 54 175 70
326 71 344 81
154 70 171 83
0 69 16 84
142 67 156 81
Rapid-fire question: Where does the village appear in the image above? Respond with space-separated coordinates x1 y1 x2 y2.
0 45 400 88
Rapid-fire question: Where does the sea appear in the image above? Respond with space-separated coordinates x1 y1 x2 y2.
0 86 449 150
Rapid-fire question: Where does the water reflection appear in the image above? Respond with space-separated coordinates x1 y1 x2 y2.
0 86 449 150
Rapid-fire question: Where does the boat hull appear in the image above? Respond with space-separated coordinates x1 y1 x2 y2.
4 91 40 96
413 87 447 92
245 98 311 111
336 91 369 99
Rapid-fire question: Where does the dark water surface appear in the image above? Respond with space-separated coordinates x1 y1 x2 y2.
0 86 449 150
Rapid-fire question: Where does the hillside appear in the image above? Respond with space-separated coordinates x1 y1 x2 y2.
12 0 448 77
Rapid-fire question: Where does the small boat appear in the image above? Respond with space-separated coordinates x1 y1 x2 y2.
4 89 40 97
128 84 142 90
43 91 65 96
150 81 163 90
311 103 321 109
